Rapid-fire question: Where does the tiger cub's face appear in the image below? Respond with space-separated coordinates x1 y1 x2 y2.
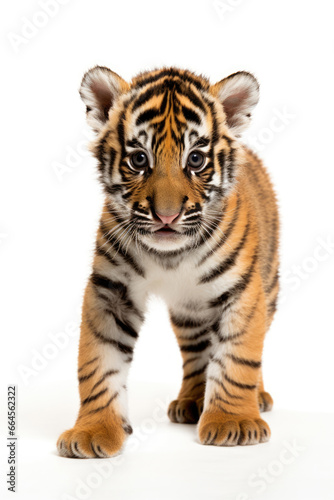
80 67 259 252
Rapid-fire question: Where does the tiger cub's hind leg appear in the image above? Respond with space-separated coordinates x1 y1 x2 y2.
168 314 213 424
258 369 273 412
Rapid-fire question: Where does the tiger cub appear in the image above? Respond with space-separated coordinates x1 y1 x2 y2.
57 66 279 458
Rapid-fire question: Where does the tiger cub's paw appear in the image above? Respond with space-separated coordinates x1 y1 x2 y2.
198 410 271 446
258 391 273 412
57 420 129 458
168 397 204 424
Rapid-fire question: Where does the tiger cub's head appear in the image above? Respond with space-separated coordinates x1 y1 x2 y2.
80 66 259 252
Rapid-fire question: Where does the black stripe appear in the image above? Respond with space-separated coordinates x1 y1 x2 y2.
121 190 134 200
136 107 161 126
117 111 127 157
87 392 119 415
183 365 207 380
214 297 259 344
126 138 145 149
199 161 215 183
92 273 144 321
193 137 210 148
108 147 117 178
268 296 278 315
209 252 258 309
171 128 179 144
135 69 207 92
91 272 125 291
182 356 200 368
105 184 123 197
78 367 98 383
184 215 201 223
108 184 123 193
139 74 181 91
222 134 232 145
208 100 219 145
95 244 119 266
152 131 167 153
182 105 201 125
133 75 207 119
209 399 238 416
95 130 110 173
78 357 98 373
185 203 202 216
217 149 225 180
115 317 138 339
91 370 120 393
170 314 207 329
209 356 224 369
155 118 167 134
178 328 209 341
159 90 169 115
105 184 124 196
86 314 134 355
226 148 236 183
138 239 193 261
180 85 206 112
180 339 211 353
227 354 261 368
208 376 244 399
132 85 166 112
199 221 250 284
82 388 108 405
265 270 279 295
223 372 257 390
191 380 206 391
213 392 238 406
197 194 241 265
215 330 245 344
266 216 278 275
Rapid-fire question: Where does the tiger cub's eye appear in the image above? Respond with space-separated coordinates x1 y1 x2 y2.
187 151 205 171
130 151 149 171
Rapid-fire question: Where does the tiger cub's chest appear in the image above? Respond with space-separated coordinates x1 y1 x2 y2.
139 253 236 312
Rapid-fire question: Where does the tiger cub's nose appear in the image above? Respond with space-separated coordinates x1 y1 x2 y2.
156 213 180 225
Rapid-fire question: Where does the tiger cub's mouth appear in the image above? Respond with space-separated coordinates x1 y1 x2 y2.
153 225 179 237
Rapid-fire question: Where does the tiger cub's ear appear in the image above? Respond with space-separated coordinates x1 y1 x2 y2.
211 71 259 136
79 66 129 132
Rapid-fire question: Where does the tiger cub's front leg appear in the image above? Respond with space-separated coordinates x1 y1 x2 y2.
57 270 144 458
198 273 271 446
168 314 213 424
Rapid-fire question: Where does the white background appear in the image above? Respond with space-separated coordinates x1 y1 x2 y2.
1 1 334 499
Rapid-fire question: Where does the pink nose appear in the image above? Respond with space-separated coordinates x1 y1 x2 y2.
156 213 180 225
